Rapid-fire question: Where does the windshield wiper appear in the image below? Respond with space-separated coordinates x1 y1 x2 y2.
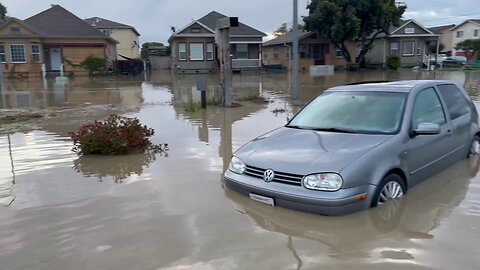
310 127 356 134
285 125 308 130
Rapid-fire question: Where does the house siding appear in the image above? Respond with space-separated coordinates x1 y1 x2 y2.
263 35 355 70
394 21 429 35
170 37 216 72
439 28 454 54
367 37 431 67
452 21 480 56
109 28 140 59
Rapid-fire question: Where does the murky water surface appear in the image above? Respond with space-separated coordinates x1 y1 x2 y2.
1 70 480 269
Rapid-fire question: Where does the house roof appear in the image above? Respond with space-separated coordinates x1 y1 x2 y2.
428 24 456 34
24 5 117 42
197 11 266 36
451 19 480 30
375 19 437 38
84 17 140 36
262 31 314 47
0 17 43 38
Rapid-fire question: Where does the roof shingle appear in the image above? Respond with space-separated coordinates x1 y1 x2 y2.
197 11 266 36
84 17 140 36
24 5 112 40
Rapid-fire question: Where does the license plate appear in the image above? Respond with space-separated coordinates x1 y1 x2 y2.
249 193 275 206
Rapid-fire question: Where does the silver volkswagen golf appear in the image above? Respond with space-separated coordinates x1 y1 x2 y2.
224 80 480 216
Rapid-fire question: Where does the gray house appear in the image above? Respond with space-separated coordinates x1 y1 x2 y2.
366 19 440 67
169 11 266 73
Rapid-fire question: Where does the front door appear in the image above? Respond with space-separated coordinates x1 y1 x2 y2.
49 48 62 71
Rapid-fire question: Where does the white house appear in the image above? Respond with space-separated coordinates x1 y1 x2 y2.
451 19 480 56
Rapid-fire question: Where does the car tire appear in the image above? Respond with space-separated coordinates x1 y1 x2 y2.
468 134 480 158
371 174 406 208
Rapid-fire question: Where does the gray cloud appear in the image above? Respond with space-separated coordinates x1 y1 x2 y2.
2 0 479 44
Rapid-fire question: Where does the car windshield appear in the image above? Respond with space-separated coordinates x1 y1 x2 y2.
287 91 407 134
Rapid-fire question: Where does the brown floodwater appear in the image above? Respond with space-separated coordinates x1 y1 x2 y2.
1 70 480 269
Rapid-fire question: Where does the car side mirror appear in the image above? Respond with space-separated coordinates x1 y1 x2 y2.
414 123 440 135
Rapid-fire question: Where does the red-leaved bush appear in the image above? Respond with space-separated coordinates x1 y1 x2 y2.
69 115 159 155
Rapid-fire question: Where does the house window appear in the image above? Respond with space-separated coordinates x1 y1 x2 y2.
101 29 112 36
31 44 41 63
475 29 480 37
236 44 248 59
189 43 204 61
335 48 343 58
299 45 307 58
456 31 464 38
178 43 187 61
0 44 5 63
263 53 268 59
286 49 290 60
10 44 26 63
405 28 415 34
402 41 415 56
206 43 214 60
390 42 399 56
417 44 422 56
273 48 279 59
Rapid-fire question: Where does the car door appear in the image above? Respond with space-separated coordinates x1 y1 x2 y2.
405 87 451 186
436 84 472 161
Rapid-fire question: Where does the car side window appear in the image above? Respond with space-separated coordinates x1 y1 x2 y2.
437 84 470 120
412 87 446 129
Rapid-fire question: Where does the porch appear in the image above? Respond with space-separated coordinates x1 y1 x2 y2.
230 43 262 70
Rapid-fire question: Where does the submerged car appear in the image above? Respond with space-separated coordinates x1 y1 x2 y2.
224 80 480 216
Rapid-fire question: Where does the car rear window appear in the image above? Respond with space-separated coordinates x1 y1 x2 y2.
437 84 470 120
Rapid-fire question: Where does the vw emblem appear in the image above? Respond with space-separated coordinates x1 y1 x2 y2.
263 169 275 183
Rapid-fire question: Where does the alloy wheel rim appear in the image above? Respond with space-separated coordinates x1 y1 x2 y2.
378 181 404 205
471 140 480 155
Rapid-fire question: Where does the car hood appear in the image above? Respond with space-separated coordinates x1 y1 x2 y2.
236 127 393 175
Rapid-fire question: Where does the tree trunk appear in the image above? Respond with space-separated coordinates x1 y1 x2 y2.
340 43 352 63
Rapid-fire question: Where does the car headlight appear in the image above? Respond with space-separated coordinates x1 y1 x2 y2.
303 173 343 191
229 156 246 174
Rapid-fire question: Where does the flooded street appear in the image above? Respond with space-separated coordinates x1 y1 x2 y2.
1 70 480 269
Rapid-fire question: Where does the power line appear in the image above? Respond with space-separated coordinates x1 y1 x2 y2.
414 11 480 23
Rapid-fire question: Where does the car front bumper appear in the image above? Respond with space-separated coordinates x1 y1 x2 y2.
224 170 377 216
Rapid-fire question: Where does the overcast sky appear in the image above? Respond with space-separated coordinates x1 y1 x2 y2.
2 0 480 44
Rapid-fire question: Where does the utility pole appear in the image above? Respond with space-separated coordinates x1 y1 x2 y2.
217 17 238 107
292 0 300 100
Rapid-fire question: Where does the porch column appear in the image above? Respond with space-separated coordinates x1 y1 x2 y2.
383 38 387 69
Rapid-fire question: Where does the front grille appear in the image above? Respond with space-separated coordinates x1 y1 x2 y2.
245 165 304 186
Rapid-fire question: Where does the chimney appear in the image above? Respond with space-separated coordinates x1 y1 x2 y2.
96 17 101 23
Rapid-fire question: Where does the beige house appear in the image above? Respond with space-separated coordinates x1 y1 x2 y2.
0 5 117 77
451 19 480 57
85 17 141 59
428 24 455 55
365 20 440 67
262 31 357 70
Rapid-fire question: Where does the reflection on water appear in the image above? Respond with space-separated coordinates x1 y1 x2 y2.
0 77 143 109
225 155 479 263
73 151 167 183
1 70 480 269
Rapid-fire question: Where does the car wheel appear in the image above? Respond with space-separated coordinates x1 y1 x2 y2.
371 174 406 208
469 135 480 157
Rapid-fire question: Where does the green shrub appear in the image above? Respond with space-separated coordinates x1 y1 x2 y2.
346 63 359 71
80 56 106 75
386 56 401 70
69 115 166 155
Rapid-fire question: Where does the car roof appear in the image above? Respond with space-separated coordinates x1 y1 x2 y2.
326 80 459 93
